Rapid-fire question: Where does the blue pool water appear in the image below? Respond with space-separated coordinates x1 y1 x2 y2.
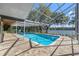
20 33 59 46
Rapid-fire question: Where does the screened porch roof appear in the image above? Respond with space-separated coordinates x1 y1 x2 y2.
0 3 75 27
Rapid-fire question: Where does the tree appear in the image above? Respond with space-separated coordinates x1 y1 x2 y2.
27 4 52 23
27 10 37 21
50 12 68 25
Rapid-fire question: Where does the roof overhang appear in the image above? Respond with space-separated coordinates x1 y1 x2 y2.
0 3 33 20
0 15 24 21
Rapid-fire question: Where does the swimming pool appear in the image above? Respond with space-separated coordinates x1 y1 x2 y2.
20 33 59 46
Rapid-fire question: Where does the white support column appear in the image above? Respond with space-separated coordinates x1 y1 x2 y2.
16 21 17 35
24 20 25 36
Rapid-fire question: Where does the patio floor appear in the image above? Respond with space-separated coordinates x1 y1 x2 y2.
0 33 79 56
